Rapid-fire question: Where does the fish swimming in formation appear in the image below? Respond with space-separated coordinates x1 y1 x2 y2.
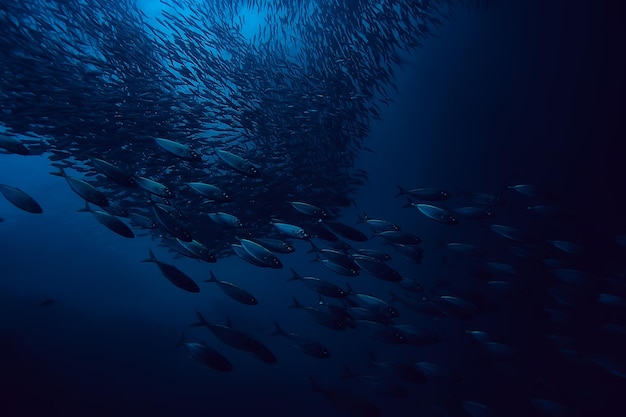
0 184 43 214
204 271 257 305
176 333 233 372
77 202 134 238
154 137 201 161
141 249 200 293
51 166 109 207
216 149 261 178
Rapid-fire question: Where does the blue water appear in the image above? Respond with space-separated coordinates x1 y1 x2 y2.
2 1 625 416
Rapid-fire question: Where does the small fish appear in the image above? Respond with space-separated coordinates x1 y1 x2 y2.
204 271 257 305
450 206 494 219
271 221 309 239
288 268 347 298
324 220 368 241
208 211 242 228
396 185 450 201
0 133 29 155
51 166 109 207
90 158 137 187
357 212 401 232
289 297 347 330
187 182 231 201
254 238 295 254
77 202 134 238
177 239 216 263
411 202 458 225
152 205 193 242
0 184 43 214
351 254 402 282
216 149 261 177
355 320 406 344
134 176 174 198
231 243 268 267
238 238 282 269
374 230 422 245
271 322 331 358
154 137 201 161
141 249 199 293
176 334 232 372
289 201 329 219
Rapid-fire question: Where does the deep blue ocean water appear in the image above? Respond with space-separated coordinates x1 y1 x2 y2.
1 1 625 416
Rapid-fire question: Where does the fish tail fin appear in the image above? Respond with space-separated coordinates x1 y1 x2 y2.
204 271 218 283
289 297 303 309
287 268 301 281
190 311 209 327
270 321 285 336
395 184 406 197
76 201 91 213
140 249 156 263
341 365 356 380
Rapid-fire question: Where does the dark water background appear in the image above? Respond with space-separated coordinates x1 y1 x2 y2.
1 1 625 416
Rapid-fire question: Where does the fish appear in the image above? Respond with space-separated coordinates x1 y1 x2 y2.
395 185 450 201
151 204 193 242
191 312 276 363
0 133 29 155
450 206 494 219
204 271 257 305
154 137 201 161
177 239 216 263
271 221 309 239
289 201 329 219
289 297 346 330
238 238 282 268
186 182 231 201
324 220 368 241
77 202 134 238
411 202 458 225
253 237 295 254
373 230 422 245
0 184 43 214
355 320 406 344
50 166 109 207
230 243 269 267
208 211 243 228
90 158 137 188
288 268 347 298
271 322 331 358
356 212 401 232
134 176 174 198
141 249 199 293
350 254 402 282
215 149 261 177
176 334 233 372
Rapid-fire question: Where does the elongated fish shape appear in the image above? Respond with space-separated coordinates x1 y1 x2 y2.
192 312 276 363
324 220 368 241
0 133 29 155
350 254 402 282
134 176 174 198
51 166 109 207
254 237 295 254
77 202 134 238
357 212 401 232
355 320 406 344
208 211 242 228
0 184 42 213
155 137 201 161
289 297 346 330
231 243 268 267
152 205 193 242
187 182 231 201
288 269 347 298
177 239 216 263
413 203 458 225
176 334 232 372
216 149 260 177
395 185 450 201
141 249 199 293
204 271 257 305
271 322 331 358
90 158 137 187
289 201 329 219
239 238 282 268
271 221 309 239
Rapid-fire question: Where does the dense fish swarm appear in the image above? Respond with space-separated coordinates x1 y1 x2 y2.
2 1 624 417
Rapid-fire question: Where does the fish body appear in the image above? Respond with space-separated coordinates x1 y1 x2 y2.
90 158 137 187
271 221 309 239
414 203 458 225
51 167 109 207
271 322 331 358
231 243 269 267
209 211 242 227
396 185 450 201
141 249 199 292
177 239 216 262
0 184 42 213
155 137 201 161
0 133 29 155
78 203 134 238
134 176 174 198
216 149 260 177
290 201 328 219
288 269 347 298
176 334 232 372
187 182 231 201
204 271 257 305
350 254 402 282
152 205 193 242
254 238 294 254
324 220 368 241
239 238 282 268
